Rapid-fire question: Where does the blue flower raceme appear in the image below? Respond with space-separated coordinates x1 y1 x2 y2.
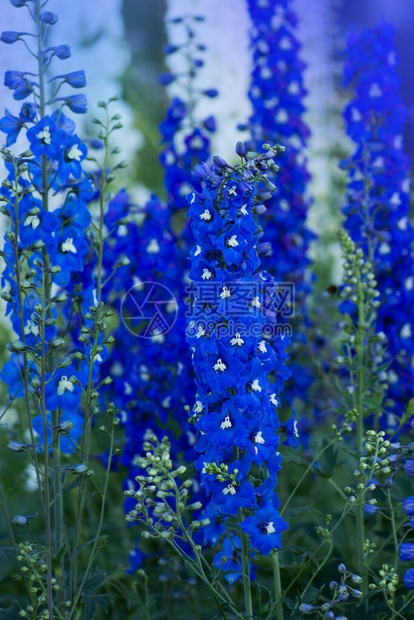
102 14 221 570
186 145 290 562
0 0 95 454
246 0 315 408
159 15 216 215
341 21 414 423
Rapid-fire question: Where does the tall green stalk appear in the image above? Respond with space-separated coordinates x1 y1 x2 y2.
272 552 284 620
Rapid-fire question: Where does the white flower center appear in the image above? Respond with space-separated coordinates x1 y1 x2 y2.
227 186 237 196
190 136 204 149
227 235 239 247
294 421 299 438
252 296 261 308
202 268 212 280
196 325 205 338
147 239 160 254
220 286 231 299
194 401 204 413
222 484 236 495
24 215 40 229
258 341 267 353
239 204 248 215
24 319 39 337
194 245 202 256
61 238 77 254
230 333 244 346
57 376 74 396
220 415 232 429
200 209 212 221
369 83 382 98
269 393 279 406
265 521 275 534
67 144 83 161
213 358 226 372
251 379 262 392
36 126 52 145
254 431 265 444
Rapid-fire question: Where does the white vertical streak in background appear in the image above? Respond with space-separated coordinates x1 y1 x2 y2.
165 0 252 161
294 0 345 281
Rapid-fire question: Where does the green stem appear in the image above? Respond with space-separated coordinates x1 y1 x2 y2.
387 489 399 568
264 440 380 620
11 160 43 506
355 270 367 595
0 482 18 556
40 271 54 620
281 436 337 516
67 425 113 620
271 552 284 620
35 0 65 603
240 528 253 618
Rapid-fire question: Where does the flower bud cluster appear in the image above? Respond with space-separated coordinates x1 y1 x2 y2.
124 433 201 541
299 563 362 618
16 542 59 619
369 563 399 601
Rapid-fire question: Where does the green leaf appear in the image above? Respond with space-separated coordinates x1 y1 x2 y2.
82 592 113 619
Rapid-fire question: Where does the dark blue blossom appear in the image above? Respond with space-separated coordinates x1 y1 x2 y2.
341 21 414 420
246 0 315 409
4 69 36 100
241 506 288 556
186 148 290 555
399 544 414 562
404 497 414 516
404 569 414 589
26 115 67 159
32 411 83 454
44 367 84 411
213 535 254 584
58 134 87 181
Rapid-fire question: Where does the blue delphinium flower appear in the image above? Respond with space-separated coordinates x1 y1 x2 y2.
99 14 220 570
404 568 414 589
399 544 414 562
341 21 414 422
245 0 315 409
32 411 83 454
213 535 255 584
404 497 414 516
186 145 290 557
0 0 93 450
241 506 288 556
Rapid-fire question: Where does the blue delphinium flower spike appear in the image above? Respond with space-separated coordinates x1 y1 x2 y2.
245 0 315 410
186 145 290 558
341 21 414 424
